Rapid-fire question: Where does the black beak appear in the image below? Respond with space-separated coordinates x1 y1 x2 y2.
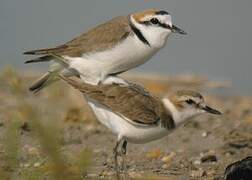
171 25 187 35
202 105 222 115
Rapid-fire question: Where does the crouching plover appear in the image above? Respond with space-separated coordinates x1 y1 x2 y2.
23 9 186 93
59 76 221 178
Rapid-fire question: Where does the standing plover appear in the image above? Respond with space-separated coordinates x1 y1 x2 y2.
59 76 221 177
24 9 186 92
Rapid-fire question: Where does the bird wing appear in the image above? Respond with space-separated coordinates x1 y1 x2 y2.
23 16 131 57
60 76 174 129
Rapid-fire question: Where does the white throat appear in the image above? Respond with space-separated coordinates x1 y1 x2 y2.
162 98 181 126
162 98 204 127
162 98 194 127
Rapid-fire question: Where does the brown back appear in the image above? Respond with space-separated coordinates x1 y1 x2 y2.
61 76 175 129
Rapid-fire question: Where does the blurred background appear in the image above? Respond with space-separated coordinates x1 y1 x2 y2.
0 0 252 95
1 1 252 179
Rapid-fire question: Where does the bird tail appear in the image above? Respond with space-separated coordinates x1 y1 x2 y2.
29 72 59 93
23 45 67 55
25 55 53 64
27 53 80 93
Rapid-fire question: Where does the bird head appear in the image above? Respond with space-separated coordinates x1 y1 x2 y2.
130 9 186 48
163 90 221 126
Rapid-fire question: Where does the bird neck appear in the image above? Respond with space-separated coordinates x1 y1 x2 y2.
129 15 170 49
162 98 192 127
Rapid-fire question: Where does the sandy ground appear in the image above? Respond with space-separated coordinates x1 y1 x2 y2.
0 68 251 179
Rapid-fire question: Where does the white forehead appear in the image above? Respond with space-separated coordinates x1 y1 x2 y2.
142 14 172 26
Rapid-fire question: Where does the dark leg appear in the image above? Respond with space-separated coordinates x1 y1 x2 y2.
121 140 127 155
113 139 122 179
121 140 128 174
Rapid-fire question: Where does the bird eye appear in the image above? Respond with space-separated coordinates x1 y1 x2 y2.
150 18 159 25
186 99 194 104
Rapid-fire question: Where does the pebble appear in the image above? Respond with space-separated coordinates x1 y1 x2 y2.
146 149 162 159
99 171 113 176
161 163 169 169
201 154 217 163
88 173 98 178
225 151 234 157
93 148 102 153
28 147 40 156
202 131 208 138
24 163 31 168
85 125 98 132
193 160 201 165
21 122 30 131
161 152 175 163
33 162 41 167
129 172 141 178
206 170 216 176
190 168 206 177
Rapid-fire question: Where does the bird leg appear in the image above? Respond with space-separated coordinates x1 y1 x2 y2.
113 139 122 179
121 140 128 175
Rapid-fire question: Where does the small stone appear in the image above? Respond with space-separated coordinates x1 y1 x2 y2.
106 171 113 176
162 163 170 169
200 152 204 157
86 125 97 131
161 152 175 163
202 131 208 138
207 170 216 176
88 173 98 178
225 151 235 157
201 154 217 163
21 122 31 132
146 149 162 159
24 163 31 168
93 148 102 153
190 169 205 177
33 162 41 167
28 147 40 156
193 160 201 165
100 171 112 176
180 163 185 168
129 172 141 178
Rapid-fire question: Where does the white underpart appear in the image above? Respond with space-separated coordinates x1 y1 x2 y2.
63 33 159 85
87 98 170 144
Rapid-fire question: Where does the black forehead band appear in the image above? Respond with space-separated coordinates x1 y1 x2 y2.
155 10 169 15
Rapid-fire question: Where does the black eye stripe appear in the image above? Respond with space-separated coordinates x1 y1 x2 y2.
186 99 195 104
140 20 171 30
141 19 161 26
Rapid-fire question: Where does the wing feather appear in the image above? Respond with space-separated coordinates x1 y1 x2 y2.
60 76 165 126
23 16 131 57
